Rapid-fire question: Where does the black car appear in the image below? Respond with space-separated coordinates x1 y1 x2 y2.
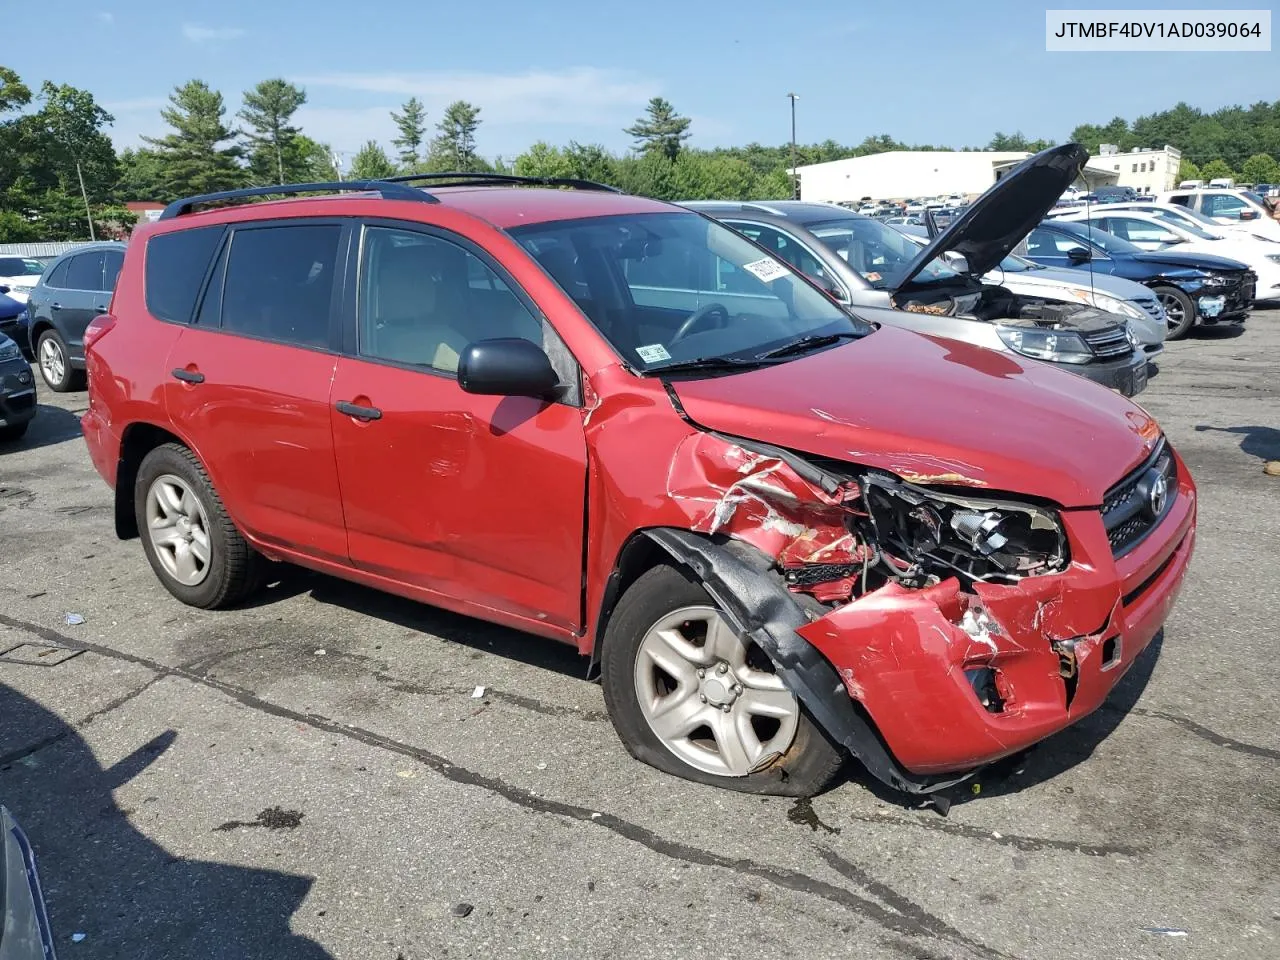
25 242 125 392
0 332 37 442
1019 219 1255 338
0 288 26 348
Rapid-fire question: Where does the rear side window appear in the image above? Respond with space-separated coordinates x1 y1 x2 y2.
146 226 226 323
103 250 124 291
44 259 70 289
219 224 341 349
66 252 106 290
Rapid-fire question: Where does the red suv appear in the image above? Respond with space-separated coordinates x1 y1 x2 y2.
82 171 1196 799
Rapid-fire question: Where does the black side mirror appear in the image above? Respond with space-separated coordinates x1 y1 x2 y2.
1066 246 1092 264
457 338 560 399
0 285 9 294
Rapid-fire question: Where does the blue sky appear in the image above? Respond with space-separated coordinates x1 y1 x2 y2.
10 0 1278 164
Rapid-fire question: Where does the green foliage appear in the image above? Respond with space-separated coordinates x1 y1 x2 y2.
143 80 243 197
348 140 397 180
624 97 691 161
294 136 339 181
1071 100 1280 169
391 97 427 167
1199 158 1236 181
431 101 483 172
1177 158 1201 183
1241 152 1280 185
987 131 1055 152
239 78 308 186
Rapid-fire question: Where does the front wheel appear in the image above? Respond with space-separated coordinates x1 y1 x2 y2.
601 564 845 796
1154 285 1196 340
134 443 265 609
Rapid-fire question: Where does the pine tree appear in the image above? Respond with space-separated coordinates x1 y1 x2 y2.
430 101 482 171
391 97 427 168
143 80 243 197
239 78 307 185
624 97 692 161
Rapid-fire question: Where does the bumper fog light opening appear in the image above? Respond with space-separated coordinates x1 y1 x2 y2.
964 667 1005 714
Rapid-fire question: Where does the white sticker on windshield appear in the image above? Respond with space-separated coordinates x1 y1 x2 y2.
636 343 672 363
742 257 790 283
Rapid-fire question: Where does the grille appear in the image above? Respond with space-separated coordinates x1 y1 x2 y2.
1081 325 1132 360
1102 439 1177 556
1134 297 1164 321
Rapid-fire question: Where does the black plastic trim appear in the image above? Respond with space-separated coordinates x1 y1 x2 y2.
159 180 438 220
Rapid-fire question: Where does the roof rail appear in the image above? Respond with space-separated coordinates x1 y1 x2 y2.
381 171 624 193
158 180 438 221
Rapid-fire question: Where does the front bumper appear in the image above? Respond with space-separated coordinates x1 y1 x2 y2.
798 450 1196 774
1075 352 1149 396
0 358 37 427
1194 272 1255 324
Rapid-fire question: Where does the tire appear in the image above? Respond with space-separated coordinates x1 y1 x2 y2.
134 443 265 609
1154 285 1196 340
35 328 84 392
0 422 28 442
600 564 845 797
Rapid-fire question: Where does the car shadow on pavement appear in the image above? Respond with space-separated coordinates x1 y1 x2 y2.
303 572 589 679
842 630 1165 809
0 682 332 960
0 404 84 453
1194 423 1280 462
1189 324 1245 340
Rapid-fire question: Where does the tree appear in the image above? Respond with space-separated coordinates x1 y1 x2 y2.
391 97 427 167
1177 158 1201 183
239 78 307 185
1241 152 1280 185
672 152 754 199
430 101 482 171
144 80 243 197
624 97 691 161
513 141 573 179
1199 158 1236 181
293 136 340 181
348 140 397 180
614 153 676 199
116 148 169 200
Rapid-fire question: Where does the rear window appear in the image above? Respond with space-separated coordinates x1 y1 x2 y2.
146 226 226 323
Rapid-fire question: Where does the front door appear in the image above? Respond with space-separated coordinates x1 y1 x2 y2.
163 220 350 563
329 223 588 632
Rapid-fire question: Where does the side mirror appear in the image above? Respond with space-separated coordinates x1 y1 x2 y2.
810 272 844 301
1066 246 1092 264
457 338 560 399
1238 209 1257 221
0 285 9 294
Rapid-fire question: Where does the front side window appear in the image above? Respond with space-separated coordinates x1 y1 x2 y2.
66 252 105 291
509 212 867 373
1202 194 1247 217
1050 222 1139 255
806 216 958 289
1106 217 1180 244
358 226 542 373
220 224 341 348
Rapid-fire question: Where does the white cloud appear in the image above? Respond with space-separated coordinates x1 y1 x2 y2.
182 23 245 43
293 67 658 129
97 12 114 24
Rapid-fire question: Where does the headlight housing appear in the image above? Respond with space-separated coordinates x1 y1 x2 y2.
0 338 21 361
996 324 1094 364
1265 253 1280 264
1200 274 1234 287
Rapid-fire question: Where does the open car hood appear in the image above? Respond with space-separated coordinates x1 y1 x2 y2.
898 143 1089 294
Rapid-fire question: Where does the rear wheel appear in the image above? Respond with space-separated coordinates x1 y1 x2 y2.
134 443 265 609
601 564 845 796
1154 285 1195 340
36 328 84 392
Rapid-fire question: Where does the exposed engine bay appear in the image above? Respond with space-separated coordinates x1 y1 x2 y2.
896 282 1125 336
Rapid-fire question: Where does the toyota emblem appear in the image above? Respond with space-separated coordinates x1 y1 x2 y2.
1147 469 1168 518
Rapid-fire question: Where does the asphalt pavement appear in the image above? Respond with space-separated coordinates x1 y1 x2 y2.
1 311 1278 960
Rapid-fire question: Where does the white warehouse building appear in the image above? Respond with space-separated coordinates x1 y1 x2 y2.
1095 143 1182 194
794 150 1120 204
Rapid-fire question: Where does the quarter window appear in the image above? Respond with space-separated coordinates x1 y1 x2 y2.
44 259 70 289
220 224 341 349
147 226 226 323
103 250 124 291
358 227 542 373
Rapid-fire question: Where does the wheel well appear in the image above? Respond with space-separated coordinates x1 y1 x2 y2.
587 533 669 670
114 423 185 540
28 319 53 351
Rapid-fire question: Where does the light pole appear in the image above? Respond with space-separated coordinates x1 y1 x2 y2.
786 93 799 199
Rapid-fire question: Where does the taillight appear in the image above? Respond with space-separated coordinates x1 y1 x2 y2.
83 313 117 351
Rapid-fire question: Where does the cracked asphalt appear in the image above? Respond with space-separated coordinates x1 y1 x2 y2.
2 312 1278 960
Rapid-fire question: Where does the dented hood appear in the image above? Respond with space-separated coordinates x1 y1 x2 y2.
901 143 1089 290
669 325 1159 507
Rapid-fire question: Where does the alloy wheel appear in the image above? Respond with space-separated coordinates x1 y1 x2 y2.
38 336 65 387
1157 292 1185 330
145 474 213 586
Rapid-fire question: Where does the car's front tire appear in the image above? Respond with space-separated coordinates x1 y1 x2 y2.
35 328 84 392
1154 285 1196 340
601 564 845 796
134 443 264 609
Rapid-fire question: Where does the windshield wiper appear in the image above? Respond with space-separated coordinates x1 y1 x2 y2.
756 331 860 360
650 356 775 376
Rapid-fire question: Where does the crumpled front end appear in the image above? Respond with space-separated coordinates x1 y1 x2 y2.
658 429 1197 780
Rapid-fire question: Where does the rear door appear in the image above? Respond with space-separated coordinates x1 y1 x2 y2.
163 219 350 563
59 250 109 361
329 221 587 632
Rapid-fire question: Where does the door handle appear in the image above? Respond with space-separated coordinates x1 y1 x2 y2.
94 304 108 314
335 400 382 421
50 302 61 310
171 368 205 384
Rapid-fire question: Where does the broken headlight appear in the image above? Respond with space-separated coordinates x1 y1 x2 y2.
996 325 1093 364
863 474 1068 584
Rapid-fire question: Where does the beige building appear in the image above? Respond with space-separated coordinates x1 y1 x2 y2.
1094 144 1182 194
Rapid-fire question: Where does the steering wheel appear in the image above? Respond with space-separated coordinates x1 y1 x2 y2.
671 302 730 344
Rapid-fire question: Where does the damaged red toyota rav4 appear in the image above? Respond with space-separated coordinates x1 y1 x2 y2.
81 144 1195 800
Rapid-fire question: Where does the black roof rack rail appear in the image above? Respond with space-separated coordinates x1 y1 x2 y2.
381 171 624 193
158 179 439 220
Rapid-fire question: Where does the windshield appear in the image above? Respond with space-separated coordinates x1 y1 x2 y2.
805 216 960 289
1054 220 1142 255
0 257 45 277
508 212 869 373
